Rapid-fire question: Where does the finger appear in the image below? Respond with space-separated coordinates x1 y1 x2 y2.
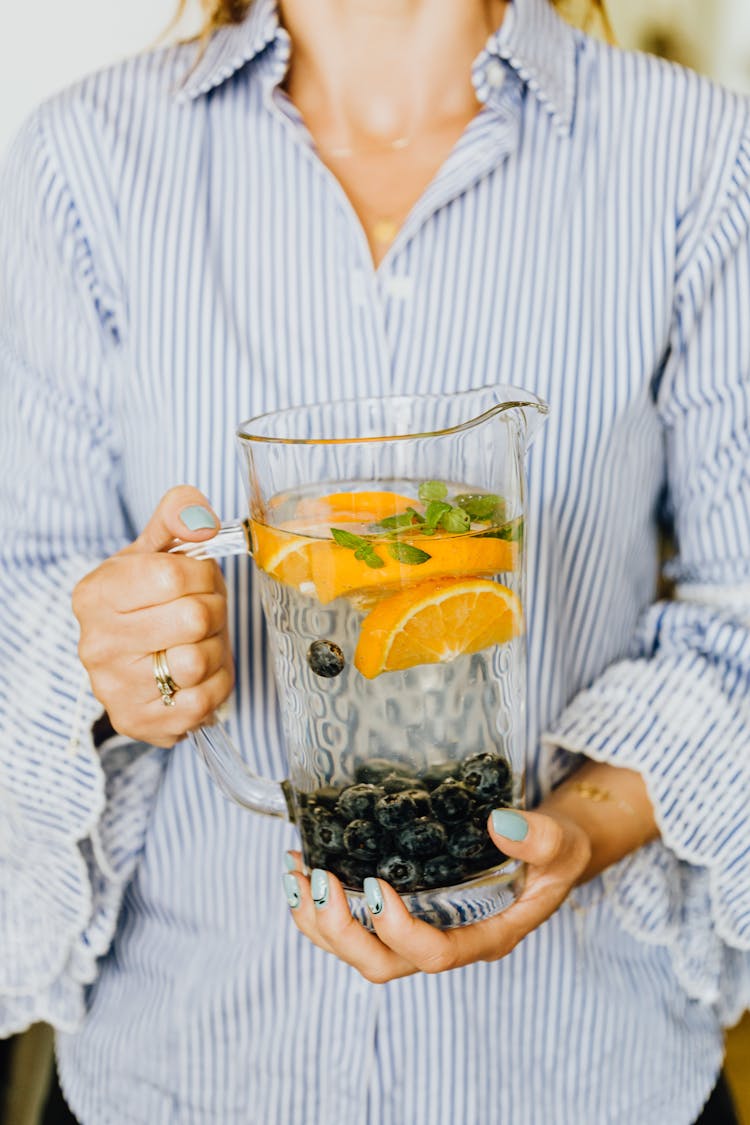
115 593 228 651
121 486 219 555
77 554 220 615
126 634 228 700
284 850 305 875
280 869 337 956
487 807 591 883
134 662 235 733
288 869 416 983
486 808 565 867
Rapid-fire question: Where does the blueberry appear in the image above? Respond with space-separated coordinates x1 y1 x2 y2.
343 818 383 858
377 854 423 891
355 759 410 785
309 808 346 854
446 822 488 859
459 753 512 802
422 854 467 888
336 784 383 822
396 817 447 858
374 788 432 830
419 762 459 790
382 773 426 795
305 849 329 871
307 639 345 678
335 857 373 890
430 780 475 824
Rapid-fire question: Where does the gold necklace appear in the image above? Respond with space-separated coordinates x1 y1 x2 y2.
321 134 412 160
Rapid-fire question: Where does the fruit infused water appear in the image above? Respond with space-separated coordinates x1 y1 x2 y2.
251 481 526 904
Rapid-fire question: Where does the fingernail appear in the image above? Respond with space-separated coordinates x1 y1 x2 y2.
283 852 296 872
282 872 301 909
491 809 528 841
311 869 329 909
180 504 217 531
364 877 384 916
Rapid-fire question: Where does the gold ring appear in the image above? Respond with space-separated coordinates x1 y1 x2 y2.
152 649 180 707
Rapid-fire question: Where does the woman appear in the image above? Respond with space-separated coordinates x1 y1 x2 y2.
1 0 748 1121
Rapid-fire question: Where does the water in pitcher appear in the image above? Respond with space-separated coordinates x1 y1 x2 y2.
251 479 526 898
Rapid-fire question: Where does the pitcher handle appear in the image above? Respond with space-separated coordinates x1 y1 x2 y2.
169 518 253 561
170 520 296 822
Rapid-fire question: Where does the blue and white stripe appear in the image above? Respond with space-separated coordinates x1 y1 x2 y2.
1 0 749 1121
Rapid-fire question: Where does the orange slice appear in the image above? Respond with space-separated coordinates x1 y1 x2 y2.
250 522 316 587
354 577 523 678
295 490 416 523
313 534 518 604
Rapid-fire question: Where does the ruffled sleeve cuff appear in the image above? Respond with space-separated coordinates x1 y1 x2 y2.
542 608 750 1025
0 566 166 1037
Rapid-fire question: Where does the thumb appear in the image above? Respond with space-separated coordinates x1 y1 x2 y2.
122 486 220 555
487 807 569 868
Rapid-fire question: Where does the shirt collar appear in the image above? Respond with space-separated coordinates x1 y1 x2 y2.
477 0 577 135
177 0 577 135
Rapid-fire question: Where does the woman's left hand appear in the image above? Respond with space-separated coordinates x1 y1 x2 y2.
282 807 592 982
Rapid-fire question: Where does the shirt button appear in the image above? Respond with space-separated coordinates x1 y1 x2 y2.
383 275 414 301
485 60 505 88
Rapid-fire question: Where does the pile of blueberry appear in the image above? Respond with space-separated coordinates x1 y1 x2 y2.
295 752 514 893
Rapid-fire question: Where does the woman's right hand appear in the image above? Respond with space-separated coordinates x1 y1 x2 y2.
72 487 234 748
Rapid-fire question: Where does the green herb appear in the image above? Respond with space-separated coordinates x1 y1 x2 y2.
480 517 524 542
388 542 432 565
441 507 471 533
454 493 506 521
375 511 418 531
418 480 448 503
331 528 369 550
423 500 452 531
331 527 385 569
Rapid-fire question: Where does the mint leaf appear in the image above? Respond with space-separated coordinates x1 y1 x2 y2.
331 527 369 550
441 508 471 533
406 506 425 524
418 481 448 503
423 500 452 531
332 527 385 567
375 512 417 531
481 517 524 542
454 493 506 521
388 542 432 565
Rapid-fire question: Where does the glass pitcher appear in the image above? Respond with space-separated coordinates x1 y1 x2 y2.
175 385 548 928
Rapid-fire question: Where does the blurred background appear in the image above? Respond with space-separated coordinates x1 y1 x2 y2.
1 0 749 1121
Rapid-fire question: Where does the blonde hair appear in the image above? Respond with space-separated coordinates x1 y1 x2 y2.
179 0 611 40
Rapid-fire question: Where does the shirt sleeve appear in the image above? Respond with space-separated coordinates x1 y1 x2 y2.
0 101 166 1036
543 108 750 1025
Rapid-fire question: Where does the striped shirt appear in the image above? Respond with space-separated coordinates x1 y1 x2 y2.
1 0 750 1121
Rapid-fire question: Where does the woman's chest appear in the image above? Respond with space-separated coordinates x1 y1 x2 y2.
116 133 670 526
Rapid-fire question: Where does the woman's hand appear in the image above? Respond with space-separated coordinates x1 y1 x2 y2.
72 486 233 748
282 807 591 982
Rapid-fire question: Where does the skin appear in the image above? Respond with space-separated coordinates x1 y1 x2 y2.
72 486 235 749
73 0 659 981
282 0 508 265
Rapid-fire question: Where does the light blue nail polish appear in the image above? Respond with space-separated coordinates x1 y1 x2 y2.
282 873 301 909
491 809 529 841
180 504 216 531
311 868 329 909
283 852 296 872
363 877 384 916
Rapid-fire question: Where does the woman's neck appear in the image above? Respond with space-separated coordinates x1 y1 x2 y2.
280 0 508 147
